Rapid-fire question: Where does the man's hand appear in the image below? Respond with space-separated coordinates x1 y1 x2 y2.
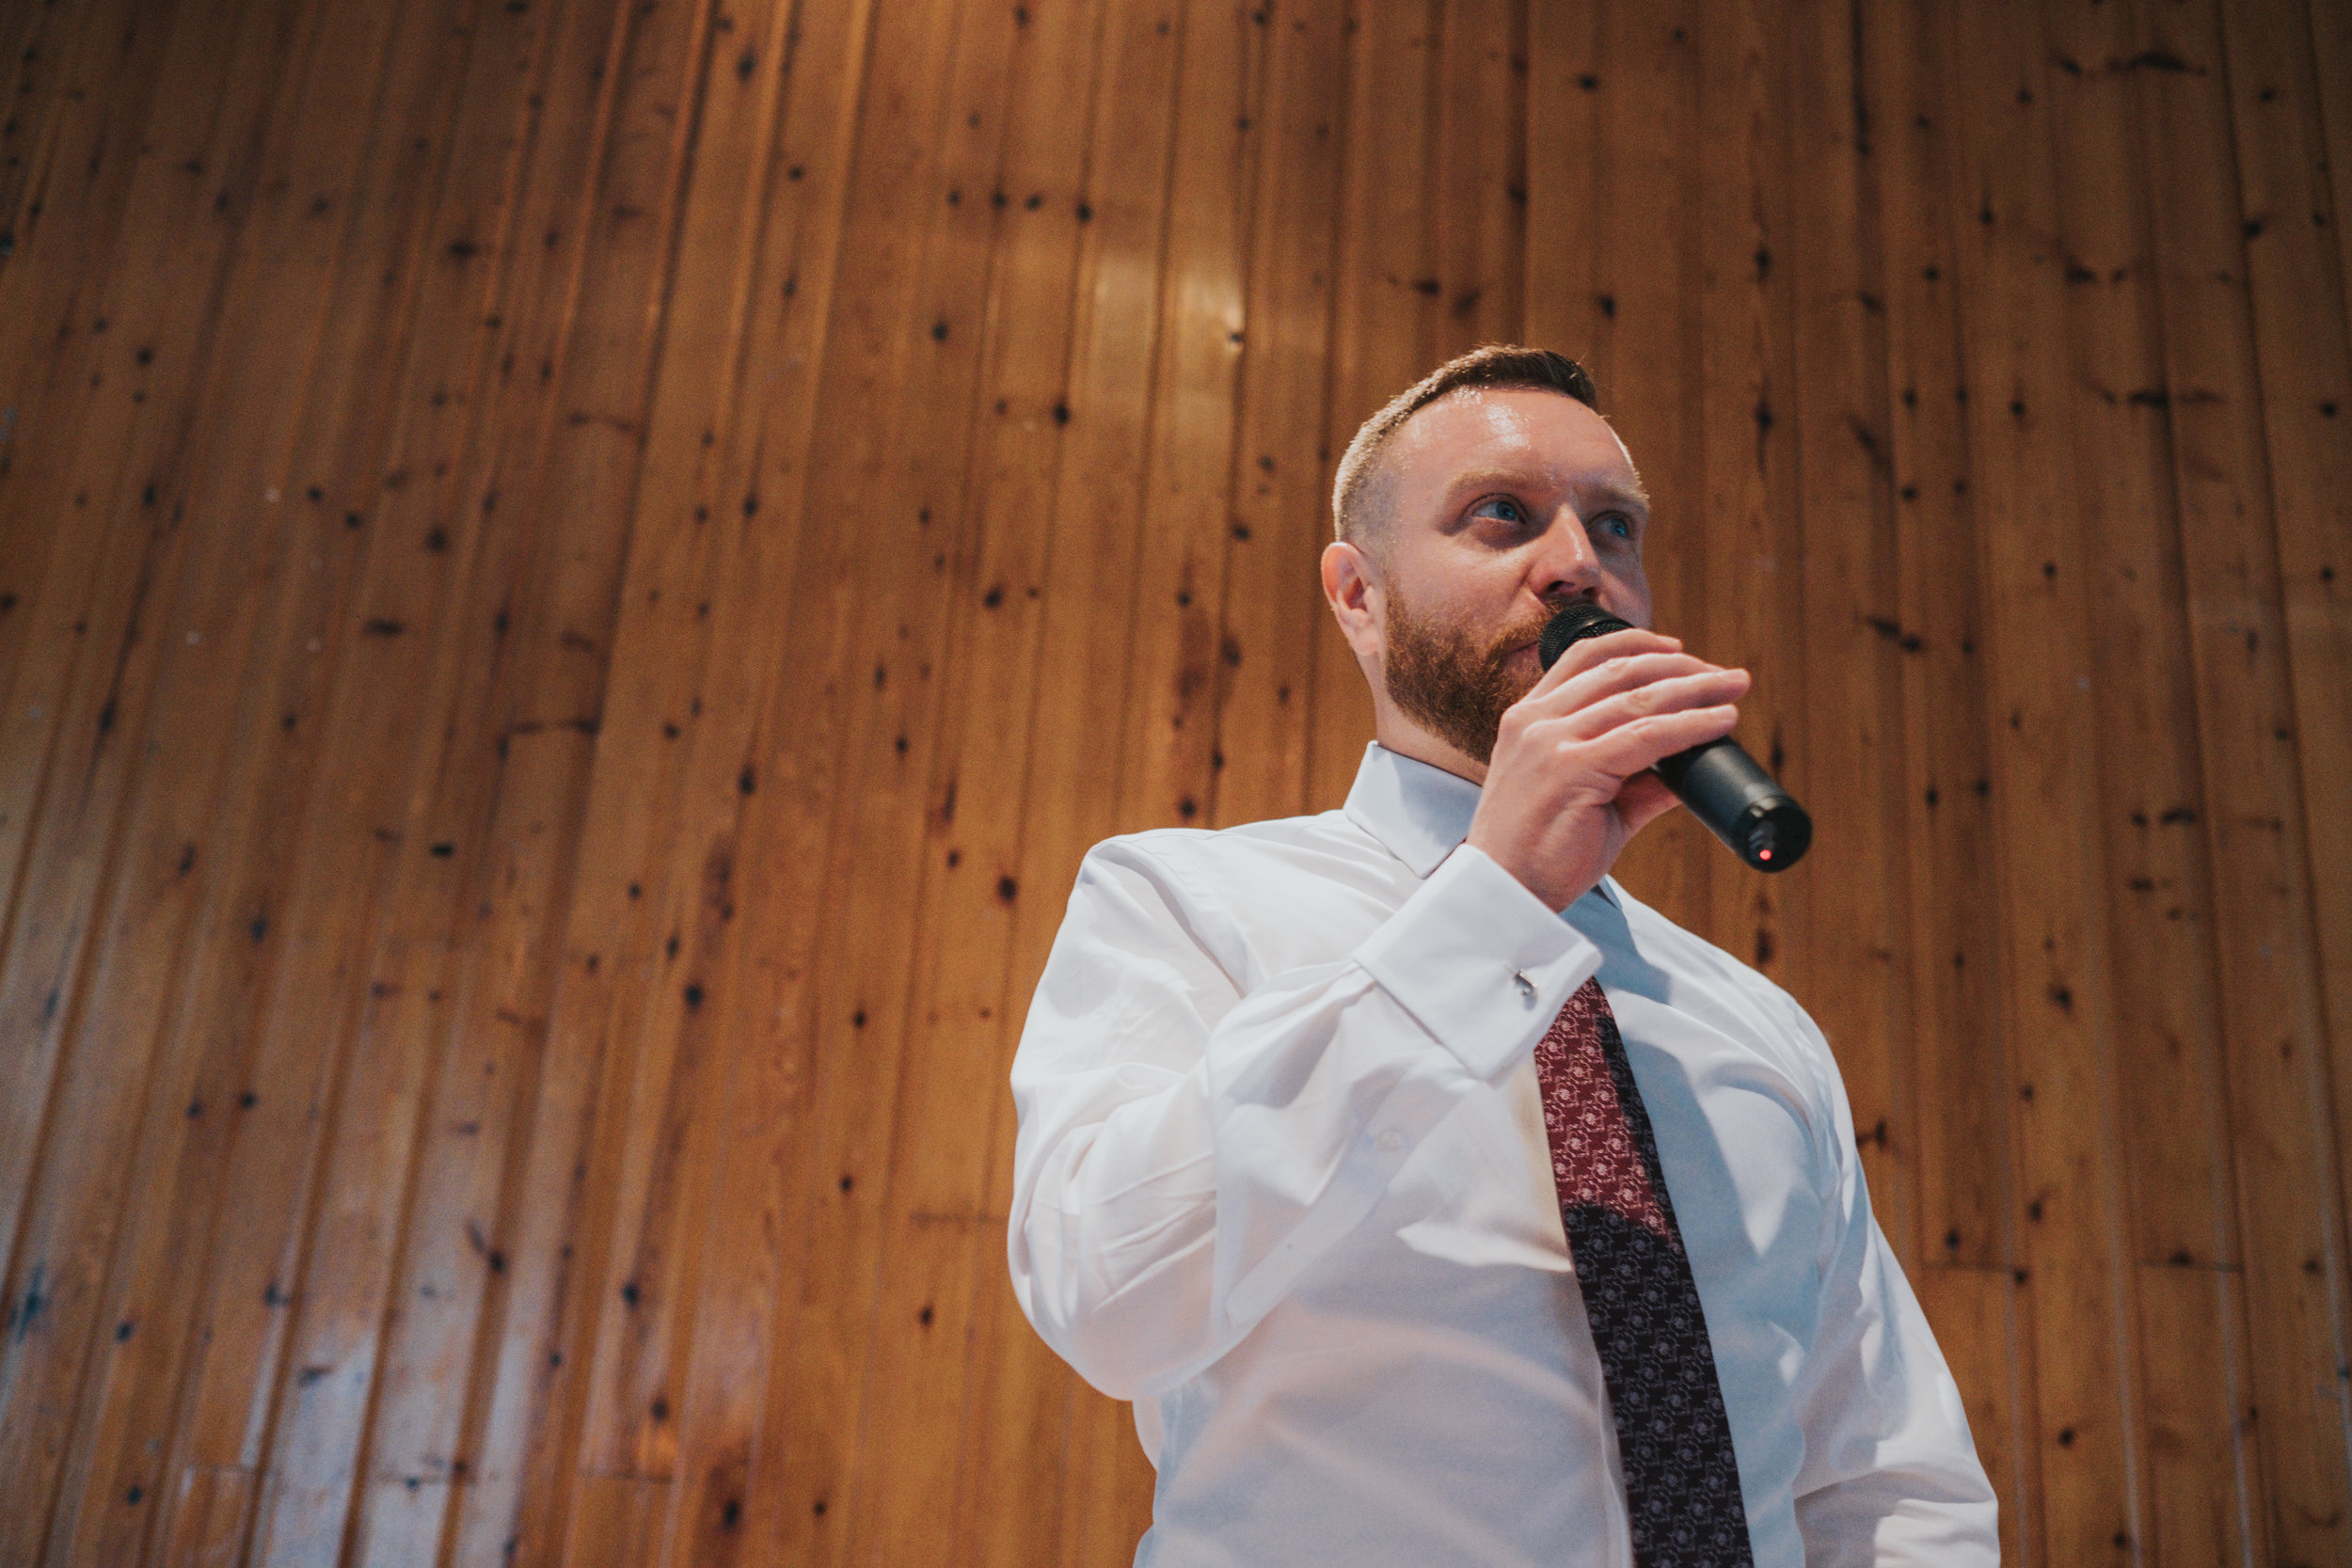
1464 628 1749 911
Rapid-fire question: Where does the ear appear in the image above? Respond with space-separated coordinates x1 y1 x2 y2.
1321 539 1385 662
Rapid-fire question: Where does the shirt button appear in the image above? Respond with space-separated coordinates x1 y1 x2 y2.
1375 1128 1406 1154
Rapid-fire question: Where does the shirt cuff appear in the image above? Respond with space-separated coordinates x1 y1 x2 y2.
1352 844 1603 1082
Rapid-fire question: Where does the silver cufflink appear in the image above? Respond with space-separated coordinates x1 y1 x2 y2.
1514 971 1536 1004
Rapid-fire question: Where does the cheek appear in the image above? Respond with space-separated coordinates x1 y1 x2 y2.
1608 559 1655 625
1394 561 1493 624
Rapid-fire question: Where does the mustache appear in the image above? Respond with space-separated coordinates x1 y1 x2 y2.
1477 603 1573 673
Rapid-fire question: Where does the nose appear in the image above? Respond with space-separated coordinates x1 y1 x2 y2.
1531 505 1603 605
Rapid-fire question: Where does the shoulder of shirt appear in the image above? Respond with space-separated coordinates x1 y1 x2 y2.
1072 812 1390 943
1081 809 1364 873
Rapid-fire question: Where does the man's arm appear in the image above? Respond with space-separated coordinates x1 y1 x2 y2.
1013 623 1749 1402
1784 999 2002 1564
1008 834 1598 1401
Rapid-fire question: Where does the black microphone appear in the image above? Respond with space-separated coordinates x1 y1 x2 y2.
1537 602 1811 872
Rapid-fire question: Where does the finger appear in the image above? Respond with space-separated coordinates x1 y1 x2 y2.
1530 626 1681 695
1507 652 1723 733
1538 669 1750 744
1545 652 1730 716
1574 703 1742 776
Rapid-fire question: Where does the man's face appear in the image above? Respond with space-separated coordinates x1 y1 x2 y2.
1359 388 1654 764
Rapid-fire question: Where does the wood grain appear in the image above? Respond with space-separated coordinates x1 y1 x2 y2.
1 0 2346 1562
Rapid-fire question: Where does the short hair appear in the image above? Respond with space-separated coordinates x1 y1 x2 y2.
1331 344 1598 546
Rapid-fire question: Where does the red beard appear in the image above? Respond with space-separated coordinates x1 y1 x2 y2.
1380 589 1558 766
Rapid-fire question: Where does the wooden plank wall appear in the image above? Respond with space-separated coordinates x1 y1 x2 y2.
0 0 2345 1562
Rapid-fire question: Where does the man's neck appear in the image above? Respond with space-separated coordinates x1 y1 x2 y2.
1372 713 1489 789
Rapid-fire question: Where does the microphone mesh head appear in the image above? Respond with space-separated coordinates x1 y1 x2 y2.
1538 600 1636 671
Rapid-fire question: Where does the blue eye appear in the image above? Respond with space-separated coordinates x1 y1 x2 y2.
1473 497 1527 525
1596 513 1633 540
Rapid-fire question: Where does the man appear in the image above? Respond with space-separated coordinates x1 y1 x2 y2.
1008 347 1998 1566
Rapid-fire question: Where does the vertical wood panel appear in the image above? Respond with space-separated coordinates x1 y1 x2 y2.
3 1 2349 1563
0 0 300 1365
2128 0 2352 1555
843 1 1105 1560
3 0 426 1557
1780 0 1911 1257
59 0 545 1556
632 7 882 1562
1308 0 1438 813
1115 0 1260 837
1692 0 1805 990
1566 2 1714 933
1430 0 1526 357
1211 0 1348 828
1859 7 2033 1553
1863 0 2013 1287
0 0 184 743
960 10 1186 1560
1961 4 2152 1554
2215 0 2352 1351
2038 5 2264 1560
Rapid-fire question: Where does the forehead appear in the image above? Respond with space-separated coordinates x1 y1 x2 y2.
1389 386 1636 495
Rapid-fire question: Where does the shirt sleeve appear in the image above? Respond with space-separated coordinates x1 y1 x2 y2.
1007 835 1600 1401
1782 998 2003 1565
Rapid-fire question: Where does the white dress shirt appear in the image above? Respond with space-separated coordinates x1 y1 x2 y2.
1009 743 1998 1567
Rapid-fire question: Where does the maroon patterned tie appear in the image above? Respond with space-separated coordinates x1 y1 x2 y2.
1534 977 1755 1567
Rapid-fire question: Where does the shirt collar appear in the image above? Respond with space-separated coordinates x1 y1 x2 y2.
1342 742 1483 878
1342 741 1621 908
